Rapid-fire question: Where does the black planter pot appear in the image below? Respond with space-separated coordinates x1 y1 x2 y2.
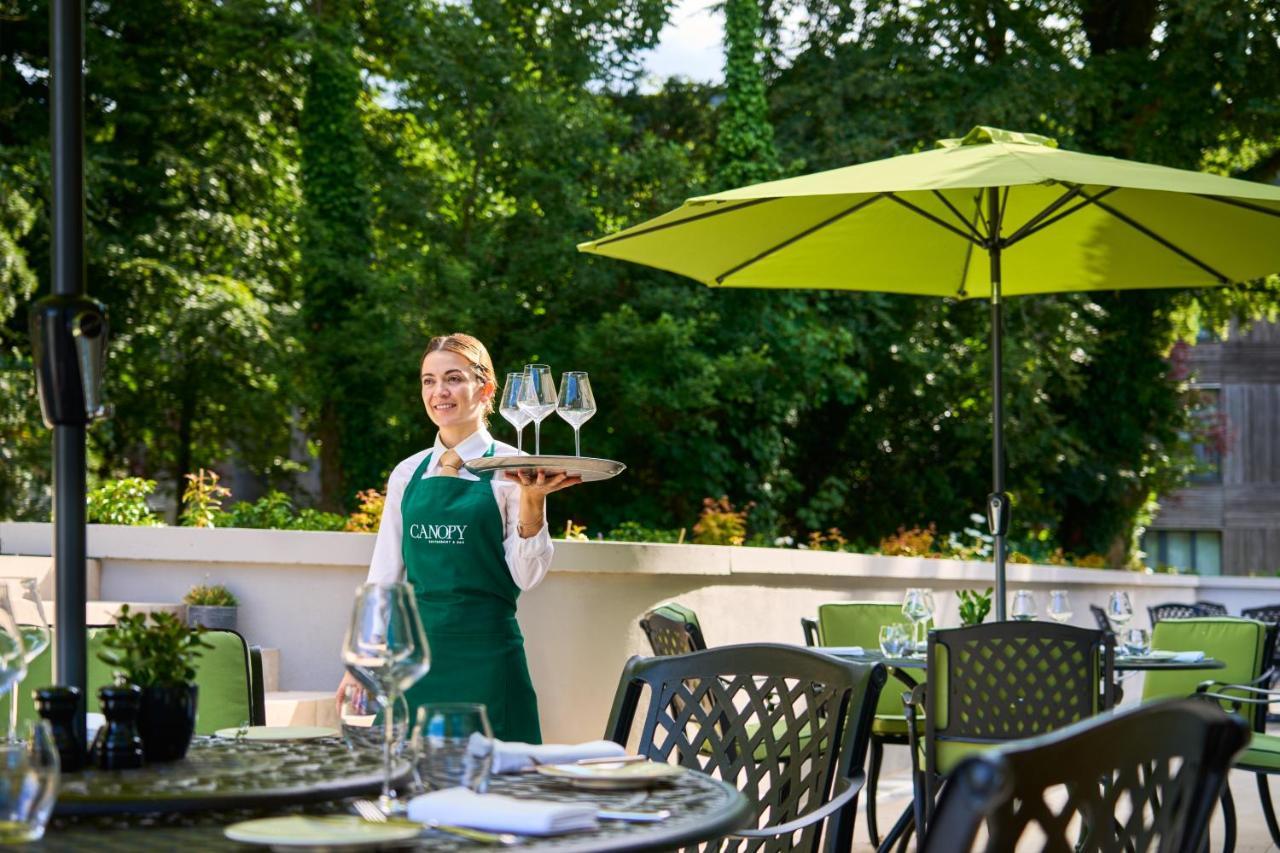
137 684 198 762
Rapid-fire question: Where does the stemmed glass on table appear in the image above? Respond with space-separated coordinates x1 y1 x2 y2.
901 588 935 653
517 365 557 455
499 373 532 453
1046 589 1073 624
342 582 430 814
556 372 596 458
0 579 49 743
1107 591 1134 632
0 584 53 843
1011 590 1037 621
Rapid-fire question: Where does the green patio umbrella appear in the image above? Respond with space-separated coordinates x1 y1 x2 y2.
578 126 1280 620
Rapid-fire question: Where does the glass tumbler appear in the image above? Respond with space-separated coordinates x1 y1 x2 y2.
1124 627 1151 657
0 720 58 842
878 624 910 657
412 703 494 793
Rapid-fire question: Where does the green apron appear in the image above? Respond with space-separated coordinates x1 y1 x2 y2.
400 445 541 743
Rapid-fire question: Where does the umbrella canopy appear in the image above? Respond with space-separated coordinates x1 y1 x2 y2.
578 126 1280 619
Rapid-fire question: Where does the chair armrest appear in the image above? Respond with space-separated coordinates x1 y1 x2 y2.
249 645 266 726
904 682 929 832
1195 682 1280 698
729 772 863 839
801 618 820 648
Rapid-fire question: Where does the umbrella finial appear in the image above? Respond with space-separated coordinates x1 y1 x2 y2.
936 126 1059 150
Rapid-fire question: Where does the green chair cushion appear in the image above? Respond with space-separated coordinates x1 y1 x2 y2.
917 734 998 776
817 602 910 719
872 713 923 737
1142 618 1268 706
1237 732 1280 772
651 603 701 634
1 627 254 736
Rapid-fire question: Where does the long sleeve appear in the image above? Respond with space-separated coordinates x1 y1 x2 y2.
367 453 426 583
495 479 554 591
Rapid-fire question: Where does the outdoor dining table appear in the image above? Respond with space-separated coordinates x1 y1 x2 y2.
31 737 754 851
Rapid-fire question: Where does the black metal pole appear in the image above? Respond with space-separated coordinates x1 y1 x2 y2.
50 0 88 729
987 187 1009 622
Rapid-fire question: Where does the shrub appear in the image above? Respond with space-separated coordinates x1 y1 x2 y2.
183 584 238 607
879 524 937 557
807 528 848 552
957 588 993 626
87 478 161 526
180 469 230 528
604 521 684 543
98 605 213 688
345 489 386 533
693 496 750 546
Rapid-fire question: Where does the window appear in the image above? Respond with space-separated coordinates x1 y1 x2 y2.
1142 530 1221 575
1187 385 1222 485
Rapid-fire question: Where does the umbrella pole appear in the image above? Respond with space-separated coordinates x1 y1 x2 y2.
988 188 1010 621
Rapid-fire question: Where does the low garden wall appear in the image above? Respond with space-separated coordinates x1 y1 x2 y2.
4 521 1279 743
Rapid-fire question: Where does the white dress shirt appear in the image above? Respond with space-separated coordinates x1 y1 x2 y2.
367 426 554 591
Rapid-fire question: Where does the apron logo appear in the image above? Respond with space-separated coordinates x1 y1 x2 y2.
409 523 469 545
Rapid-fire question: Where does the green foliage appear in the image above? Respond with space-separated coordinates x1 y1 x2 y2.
693 496 750 546
183 584 238 607
217 491 346 531
180 469 231 528
98 605 214 688
87 479 161 527
715 0 780 188
956 588 993 627
344 489 386 533
604 521 684 544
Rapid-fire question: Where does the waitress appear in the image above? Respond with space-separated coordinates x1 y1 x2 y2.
336 333 579 743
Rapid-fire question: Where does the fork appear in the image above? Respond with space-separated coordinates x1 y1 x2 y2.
351 798 521 846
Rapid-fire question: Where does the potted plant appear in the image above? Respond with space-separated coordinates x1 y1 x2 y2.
956 588 994 626
98 605 213 762
184 583 239 631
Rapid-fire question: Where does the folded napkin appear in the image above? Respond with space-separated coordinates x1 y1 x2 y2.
407 787 598 836
1171 651 1205 663
822 646 866 656
486 736 627 774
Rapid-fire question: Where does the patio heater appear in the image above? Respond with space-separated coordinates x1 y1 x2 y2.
29 0 105 742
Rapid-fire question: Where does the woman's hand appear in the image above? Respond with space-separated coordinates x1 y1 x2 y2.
334 671 364 716
503 468 583 497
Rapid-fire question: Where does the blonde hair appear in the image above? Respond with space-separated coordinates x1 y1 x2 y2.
421 333 496 418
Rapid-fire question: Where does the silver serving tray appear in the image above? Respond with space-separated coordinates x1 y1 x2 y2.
465 454 626 483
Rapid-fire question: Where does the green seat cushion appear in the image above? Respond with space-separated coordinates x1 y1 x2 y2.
651 603 701 634
817 602 912 720
1142 618 1268 708
1 627 253 736
1238 732 1280 772
872 713 923 737
917 735 999 776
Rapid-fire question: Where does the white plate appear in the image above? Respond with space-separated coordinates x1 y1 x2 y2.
465 455 626 483
535 759 682 790
214 725 340 741
224 815 420 848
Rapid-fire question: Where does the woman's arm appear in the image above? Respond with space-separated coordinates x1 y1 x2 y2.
498 469 581 590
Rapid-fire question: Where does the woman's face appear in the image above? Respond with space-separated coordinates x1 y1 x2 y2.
420 350 492 431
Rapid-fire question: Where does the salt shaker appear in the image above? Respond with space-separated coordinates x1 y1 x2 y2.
34 685 85 772
90 685 145 770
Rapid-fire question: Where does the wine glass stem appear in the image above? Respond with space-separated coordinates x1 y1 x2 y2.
516 425 523 454
534 420 542 455
7 673 19 741
574 427 581 457
380 692 395 810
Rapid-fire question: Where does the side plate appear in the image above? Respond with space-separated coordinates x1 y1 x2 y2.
465 455 626 483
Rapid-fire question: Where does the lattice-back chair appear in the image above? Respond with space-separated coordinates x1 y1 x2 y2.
1148 601 1220 624
1089 603 1115 637
921 699 1248 853
815 601 914 846
905 621 1115 838
800 617 820 647
1198 600 1229 615
1241 603 1280 709
1142 617 1275 849
605 644 886 852
640 603 707 657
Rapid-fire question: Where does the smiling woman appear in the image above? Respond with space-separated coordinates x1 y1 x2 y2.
334 333 581 743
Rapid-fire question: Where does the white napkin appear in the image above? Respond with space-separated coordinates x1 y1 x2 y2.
486 736 627 774
407 787 598 835
86 712 106 742
1171 651 1206 663
822 646 866 655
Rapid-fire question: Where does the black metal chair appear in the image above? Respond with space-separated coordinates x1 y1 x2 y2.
1089 603 1115 637
1148 601 1222 624
921 699 1249 853
903 621 1115 844
639 603 707 656
1242 603 1280 720
605 643 886 852
800 617 820 647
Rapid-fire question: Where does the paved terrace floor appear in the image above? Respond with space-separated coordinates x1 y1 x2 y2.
854 764 1277 851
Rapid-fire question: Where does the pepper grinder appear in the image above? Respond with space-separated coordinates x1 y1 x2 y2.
34 685 85 772
90 685 144 770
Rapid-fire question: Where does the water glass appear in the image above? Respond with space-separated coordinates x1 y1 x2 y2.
518 364 557 455
1046 590 1073 624
878 624 910 657
412 703 493 793
1123 627 1151 657
0 720 58 842
901 588 932 651
338 684 410 754
1011 590 1037 621
1107 591 1134 629
499 373 531 453
556 372 596 457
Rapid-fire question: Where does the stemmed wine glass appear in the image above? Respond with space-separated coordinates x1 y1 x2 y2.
556 372 596 457
1011 590 1037 621
499 373 531 453
0 587 26 723
342 582 430 814
1046 589 1073 624
901 588 934 652
517 364 557 455
0 579 48 742
1107 591 1134 631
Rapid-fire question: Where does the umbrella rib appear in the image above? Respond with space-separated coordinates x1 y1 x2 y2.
714 193 886 284
586 197 777 248
1001 186 1083 247
932 191 985 241
885 194 986 246
1084 191 1230 283
1004 187 1119 246
1199 195 1280 220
